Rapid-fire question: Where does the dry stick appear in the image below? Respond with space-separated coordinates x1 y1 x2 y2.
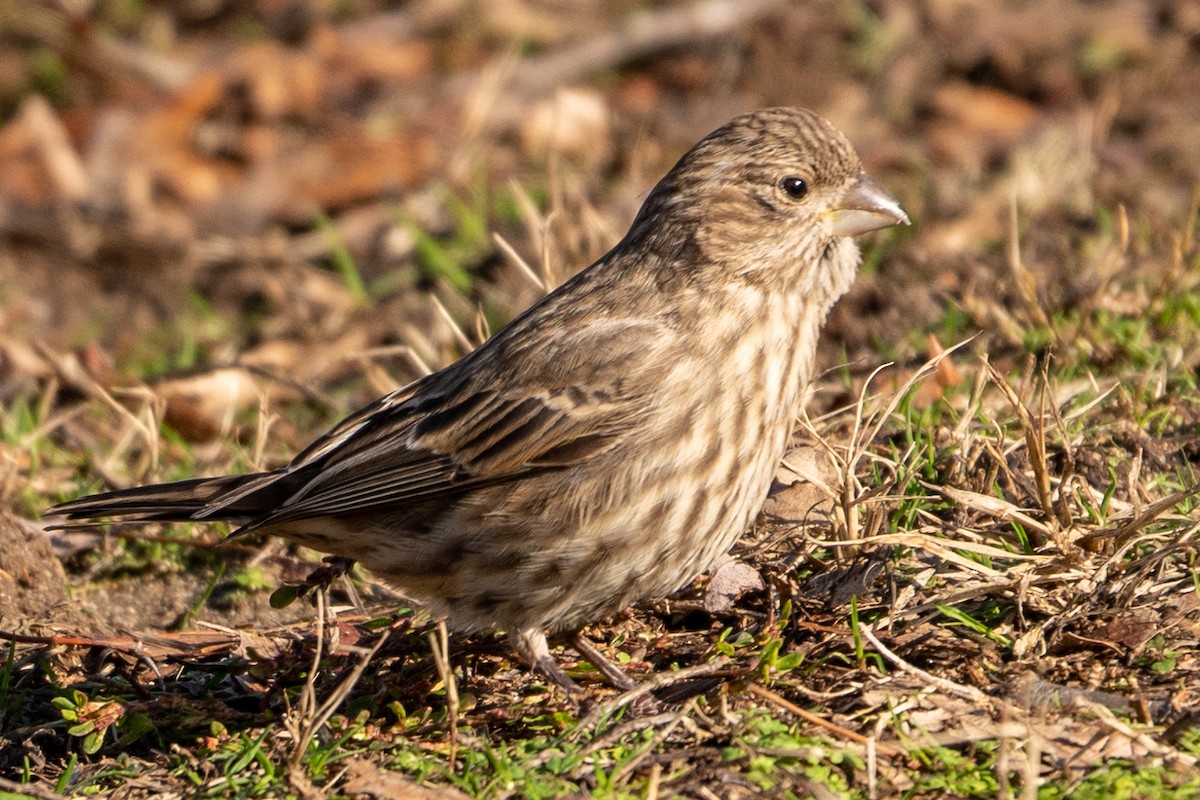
506 178 556 290
427 621 460 772
1041 364 1077 530
288 591 392 769
355 344 434 378
1006 194 1051 331
500 0 789 95
608 713 693 785
492 231 546 293
1077 700 1198 767
984 360 1059 533
429 294 476 353
288 590 328 768
824 530 1041 576
472 304 491 344
746 683 903 758
926 484 1054 540
870 337 980 454
576 659 729 730
0 627 239 662
838 360 895 547
802 337 977 552
1028 374 1056 532
1083 482 1200 549
0 776 65 800
36 341 163 473
645 763 662 800
859 626 989 704
866 734 877 800
251 392 276 472
550 710 686 764
23 95 89 201
1096 516 1200 605
996 703 1015 800
17 377 70 449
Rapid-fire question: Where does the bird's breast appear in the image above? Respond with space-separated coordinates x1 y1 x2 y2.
599 286 822 597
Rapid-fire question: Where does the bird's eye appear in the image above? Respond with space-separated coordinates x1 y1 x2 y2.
780 176 808 199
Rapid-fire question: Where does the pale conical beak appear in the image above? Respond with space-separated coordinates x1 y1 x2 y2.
829 173 909 237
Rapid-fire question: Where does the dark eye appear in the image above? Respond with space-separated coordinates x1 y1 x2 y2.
780 176 808 199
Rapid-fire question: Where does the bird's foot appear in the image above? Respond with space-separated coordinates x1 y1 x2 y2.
535 653 585 695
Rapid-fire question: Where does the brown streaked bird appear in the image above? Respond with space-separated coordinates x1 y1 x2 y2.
48 108 908 692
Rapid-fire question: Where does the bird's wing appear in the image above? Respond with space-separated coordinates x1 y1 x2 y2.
210 317 672 529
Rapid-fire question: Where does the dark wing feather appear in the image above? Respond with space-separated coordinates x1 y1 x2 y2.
217 317 673 533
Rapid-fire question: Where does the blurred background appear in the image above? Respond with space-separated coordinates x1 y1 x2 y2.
3 0 1197 400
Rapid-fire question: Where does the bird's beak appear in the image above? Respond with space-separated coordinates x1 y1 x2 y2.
828 173 910 237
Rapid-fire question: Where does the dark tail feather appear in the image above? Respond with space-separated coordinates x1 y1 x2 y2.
45 473 271 527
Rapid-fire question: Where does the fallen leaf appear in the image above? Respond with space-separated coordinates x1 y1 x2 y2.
342 758 472 799
704 558 764 614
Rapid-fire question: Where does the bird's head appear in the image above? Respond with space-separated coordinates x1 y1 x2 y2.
628 107 908 296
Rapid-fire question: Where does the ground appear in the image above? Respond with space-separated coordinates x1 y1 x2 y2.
0 0 1198 798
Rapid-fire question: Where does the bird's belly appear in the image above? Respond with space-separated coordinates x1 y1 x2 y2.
433 394 796 632
346 317 813 635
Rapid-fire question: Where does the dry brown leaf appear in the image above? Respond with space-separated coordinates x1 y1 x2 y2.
342 758 471 799
762 445 838 521
156 368 261 442
931 82 1040 155
0 98 61 205
704 558 764 614
1094 609 1161 651
284 128 439 217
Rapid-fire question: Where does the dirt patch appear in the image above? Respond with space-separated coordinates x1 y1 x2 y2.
0 514 80 630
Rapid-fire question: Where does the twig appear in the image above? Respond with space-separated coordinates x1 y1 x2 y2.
429 293 476 353
1006 193 1051 330
22 96 89 201
984 359 1058 536
577 659 728 730
492 232 546 293
0 777 65 800
1083 482 1200 549
428 621 460 772
745 683 902 758
560 711 690 777
287 591 392 769
1075 699 1197 768
501 0 789 95
859 626 989 703
596 710 692 754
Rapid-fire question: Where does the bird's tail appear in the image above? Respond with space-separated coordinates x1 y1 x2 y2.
46 473 272 527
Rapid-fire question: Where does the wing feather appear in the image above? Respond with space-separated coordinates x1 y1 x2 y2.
224 317 673 532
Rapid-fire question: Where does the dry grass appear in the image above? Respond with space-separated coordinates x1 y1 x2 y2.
4 310 1198 797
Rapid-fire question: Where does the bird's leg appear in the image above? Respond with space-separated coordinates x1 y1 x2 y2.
511 628 583 694
569 632 639 691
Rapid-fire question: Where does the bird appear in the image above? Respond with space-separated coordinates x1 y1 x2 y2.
47 107 908 692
